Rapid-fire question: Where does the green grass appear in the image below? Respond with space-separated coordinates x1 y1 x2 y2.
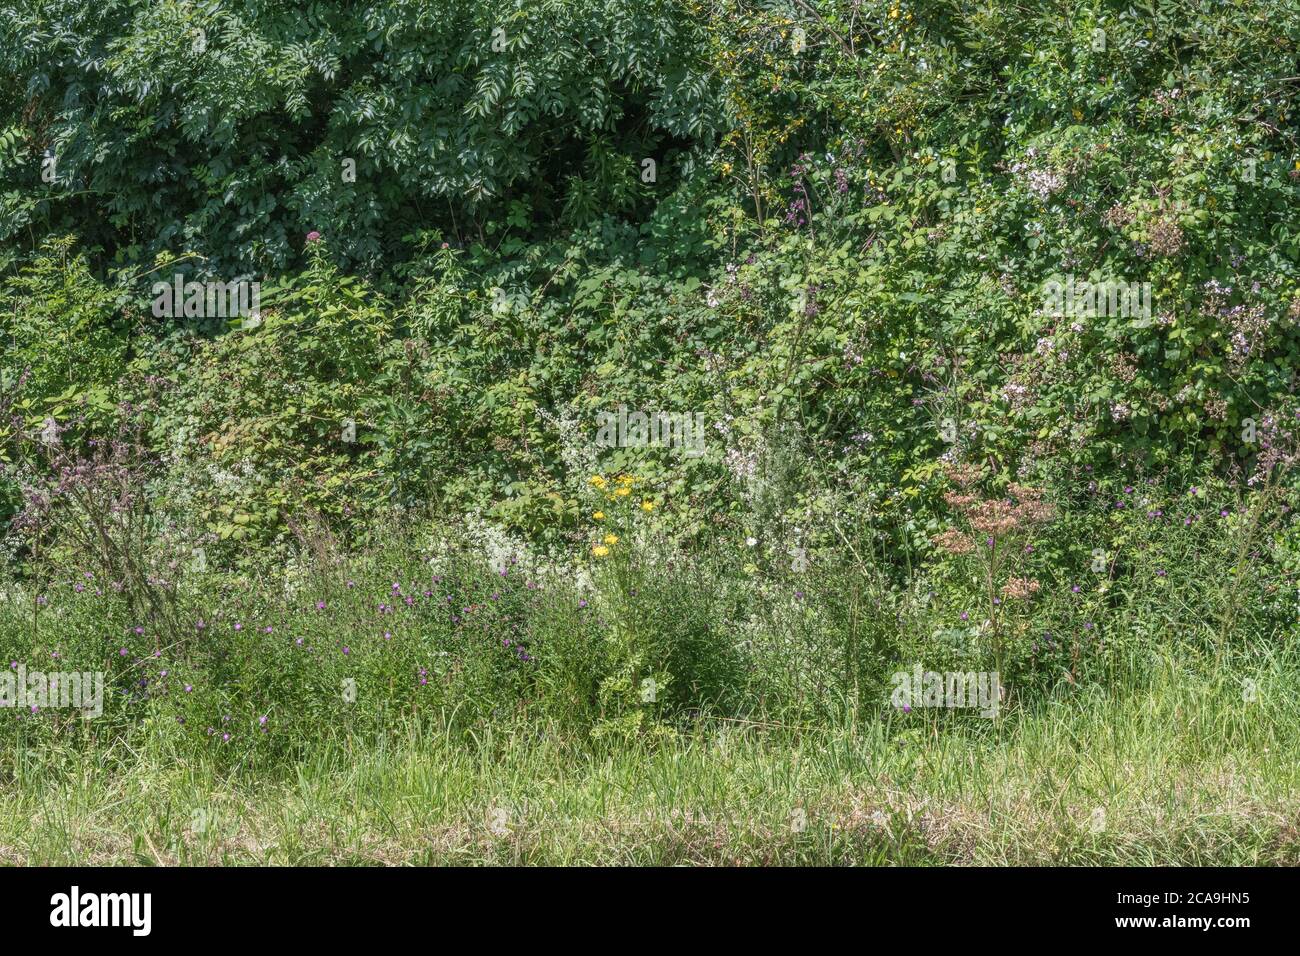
3 650 1296 865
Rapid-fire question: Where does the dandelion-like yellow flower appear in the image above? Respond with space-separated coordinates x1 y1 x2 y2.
641 501 655 512
616 474 634 487
593 511 605 520
604 534 619 545
614 487 631 497
592 545 610 557
589 475 607 490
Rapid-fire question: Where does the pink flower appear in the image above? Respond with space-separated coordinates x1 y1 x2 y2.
306 230 321 243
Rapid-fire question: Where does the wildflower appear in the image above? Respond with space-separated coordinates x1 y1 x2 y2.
119 648 128 656
578 599 588 608
342 646 351 655
932 529 974 555
1002 577 1041 600
306 230 321 243
746 537 758 547
185 684 193 693
592 545 610 557
641 501 655 512
603 534 619 545
614 486 631 497
593 511 605 520
589 475 608 490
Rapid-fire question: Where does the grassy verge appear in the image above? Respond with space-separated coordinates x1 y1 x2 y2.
3 651 1296 866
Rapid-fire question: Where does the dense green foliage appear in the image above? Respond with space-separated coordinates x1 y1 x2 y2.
2 0 1299 788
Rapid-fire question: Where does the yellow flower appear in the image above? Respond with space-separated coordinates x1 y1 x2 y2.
593 511 605 520
589 475 607 490
614 487 631 497
616 474 634 487
592 545 610 557
641 501 655 512
604 534 619 545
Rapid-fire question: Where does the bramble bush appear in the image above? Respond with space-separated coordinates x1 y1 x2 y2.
2 1 1300 751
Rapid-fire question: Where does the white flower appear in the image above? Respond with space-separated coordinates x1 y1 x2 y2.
746 537 758 547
